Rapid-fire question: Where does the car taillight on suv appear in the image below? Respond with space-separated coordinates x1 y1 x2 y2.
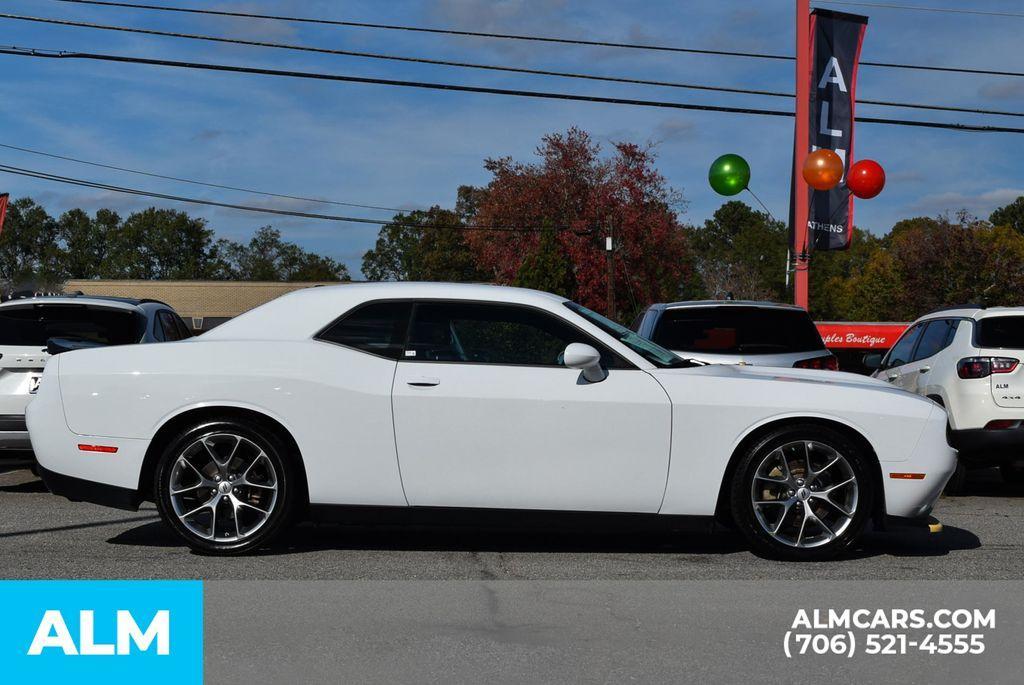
956 356 1020 379
793 354 839 371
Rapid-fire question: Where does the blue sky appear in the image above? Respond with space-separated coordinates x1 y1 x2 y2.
2 0 1023 276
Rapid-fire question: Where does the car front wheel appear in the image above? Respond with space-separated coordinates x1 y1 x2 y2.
730 425 874 561
154 419 296 555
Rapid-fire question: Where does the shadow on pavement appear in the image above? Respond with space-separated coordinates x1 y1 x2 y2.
107 518 979 561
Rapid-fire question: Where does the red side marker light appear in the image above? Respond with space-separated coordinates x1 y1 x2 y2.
889 472 926 480
78 444 118 454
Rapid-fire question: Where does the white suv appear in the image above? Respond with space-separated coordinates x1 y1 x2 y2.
866 306 1024 491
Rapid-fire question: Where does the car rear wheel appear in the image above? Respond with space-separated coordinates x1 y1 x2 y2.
154 419 296 555
730 425 874 561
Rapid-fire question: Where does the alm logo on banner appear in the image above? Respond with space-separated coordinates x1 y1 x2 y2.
0 580 202 685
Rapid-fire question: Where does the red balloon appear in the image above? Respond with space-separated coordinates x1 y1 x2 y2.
847 159 886 199
802 149 844 191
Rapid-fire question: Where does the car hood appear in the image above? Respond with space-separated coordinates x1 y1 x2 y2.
653 362 907 394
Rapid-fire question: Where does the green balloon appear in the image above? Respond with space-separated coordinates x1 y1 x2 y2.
709 154 751 196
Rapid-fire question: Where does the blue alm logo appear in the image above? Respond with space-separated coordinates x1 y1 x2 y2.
0 580 202 684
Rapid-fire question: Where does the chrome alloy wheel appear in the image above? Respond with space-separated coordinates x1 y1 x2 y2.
750 440 858 549
168 433 279 542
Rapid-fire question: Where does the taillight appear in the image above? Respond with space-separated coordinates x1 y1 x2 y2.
794 354 839 371
956 357 1019 379
984 419 1021 430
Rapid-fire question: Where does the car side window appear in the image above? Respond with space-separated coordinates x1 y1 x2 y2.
158 311 182 342
174 314 193 339
317 301 413 360
913 320 955 362
406 302 626 368
152 313 165 342
884 324 924 369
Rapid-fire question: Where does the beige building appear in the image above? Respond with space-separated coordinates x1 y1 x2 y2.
63 280 342 331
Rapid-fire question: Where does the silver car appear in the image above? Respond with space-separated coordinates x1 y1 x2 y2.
0 294 192 452
633 300 837 369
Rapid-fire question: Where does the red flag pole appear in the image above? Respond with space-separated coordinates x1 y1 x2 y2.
0 193 9 237
793 0 811 310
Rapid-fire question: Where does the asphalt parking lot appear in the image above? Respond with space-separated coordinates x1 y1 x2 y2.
1 458 1021 580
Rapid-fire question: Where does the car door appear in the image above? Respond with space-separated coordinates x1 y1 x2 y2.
392 301 672 513
877 323 924 388
901 319 956 395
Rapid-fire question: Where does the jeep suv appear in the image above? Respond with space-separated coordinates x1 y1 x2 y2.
865 305 1024 491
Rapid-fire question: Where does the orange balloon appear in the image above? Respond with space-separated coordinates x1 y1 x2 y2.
802 149 844 191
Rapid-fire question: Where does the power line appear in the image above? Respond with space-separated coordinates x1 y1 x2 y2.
5 13 1021 118
0 162 548 232
41 0 1024 78
815 1 1024 18
5 46 1024 134
0 141 418 213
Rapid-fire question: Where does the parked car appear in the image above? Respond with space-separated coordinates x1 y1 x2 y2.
0 295 191 452
633 300 837 369
29 283 953 560
865 305 1024 492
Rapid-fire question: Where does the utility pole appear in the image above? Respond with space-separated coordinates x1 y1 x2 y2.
605 220 616 322
793 0 811 310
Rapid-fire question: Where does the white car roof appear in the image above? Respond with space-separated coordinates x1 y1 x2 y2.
914 306 1024 324
200 282 571 341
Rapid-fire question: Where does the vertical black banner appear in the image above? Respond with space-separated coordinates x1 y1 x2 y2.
808 9 867 251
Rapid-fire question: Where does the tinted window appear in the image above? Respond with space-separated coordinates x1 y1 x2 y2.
0 305 146 346
318 301 412 359
650 306 824 354
885 324 924 368
407 302 624 368
158 311 182 342
174 315 193 339
976 316 1024 349
913 320 956 361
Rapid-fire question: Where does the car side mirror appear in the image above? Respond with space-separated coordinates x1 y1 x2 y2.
563 343 607 383
862 352 883 371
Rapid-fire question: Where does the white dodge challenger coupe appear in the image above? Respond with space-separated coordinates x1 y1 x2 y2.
29 283 955 560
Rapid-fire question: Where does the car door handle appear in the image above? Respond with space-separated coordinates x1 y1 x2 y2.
887 373 900 382
918 366 931 374
407 376 440 387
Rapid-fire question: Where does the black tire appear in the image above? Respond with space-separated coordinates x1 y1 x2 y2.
730 424 875 561
153 418 298 555
943 458 969 495
1000 462 1024 486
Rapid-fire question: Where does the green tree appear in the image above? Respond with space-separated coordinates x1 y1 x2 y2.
513 225 574 297
686 201 788 301
990 196 1024 234
807 227 886 320
218 226 350 281
0 198 61 289
56 208 113 279
362 207 484 282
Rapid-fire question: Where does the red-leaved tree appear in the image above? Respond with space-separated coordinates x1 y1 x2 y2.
465 128 690 321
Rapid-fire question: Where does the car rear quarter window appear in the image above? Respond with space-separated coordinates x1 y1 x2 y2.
317 301 412 360
0 305 146 347
912 319 956 361
976 316 1024 349
651 306 824 354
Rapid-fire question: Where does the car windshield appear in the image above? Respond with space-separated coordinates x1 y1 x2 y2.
564 302 694 368
0 304 147 347
651 306 824 355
